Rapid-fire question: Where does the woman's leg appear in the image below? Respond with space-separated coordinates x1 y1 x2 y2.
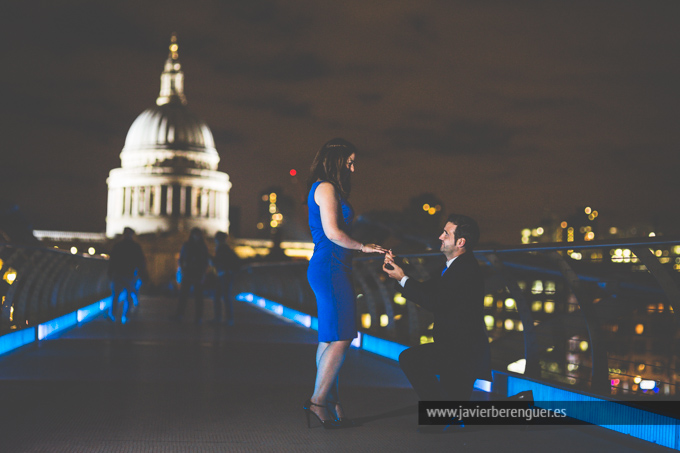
310 339 351 419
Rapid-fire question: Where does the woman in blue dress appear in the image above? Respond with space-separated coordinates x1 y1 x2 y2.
303 138 386 429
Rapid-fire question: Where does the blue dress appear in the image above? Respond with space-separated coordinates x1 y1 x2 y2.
307 181 357 342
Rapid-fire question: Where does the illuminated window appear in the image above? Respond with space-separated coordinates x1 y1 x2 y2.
361 314 371 329
380 314 389 327
635 324 644 335
579 341 589 351
88 247 96 255
484 315 495 330
70 247 78 254
420 336 434 344
484 295 494 308
393 293 406 305
504 298 516 310
531 280 543 294
544 301 555 313
3 268 17 285
531 301 542 312
504 319 514 330
545 281 556 295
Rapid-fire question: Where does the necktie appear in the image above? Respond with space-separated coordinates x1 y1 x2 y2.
441 265 448 276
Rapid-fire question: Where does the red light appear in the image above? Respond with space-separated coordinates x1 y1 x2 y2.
289 169 297 176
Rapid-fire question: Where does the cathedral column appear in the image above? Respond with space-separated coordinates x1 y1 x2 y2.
153 185 161 215
131 187 139 217
209 190 216 218
179 186 187 216
200 189 208 217
191 187 199 217
216 192 223 221
166 185 173 215
116 188 124 218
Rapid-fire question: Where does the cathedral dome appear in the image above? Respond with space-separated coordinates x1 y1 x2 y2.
119 35 219 171
124 103 216 152
120 103 219 170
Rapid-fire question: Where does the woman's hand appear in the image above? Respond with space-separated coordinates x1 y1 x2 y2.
360 243 387 254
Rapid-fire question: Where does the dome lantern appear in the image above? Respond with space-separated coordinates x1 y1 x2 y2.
157 33 187 106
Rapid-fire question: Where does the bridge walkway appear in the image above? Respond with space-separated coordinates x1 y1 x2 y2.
0 295 671 452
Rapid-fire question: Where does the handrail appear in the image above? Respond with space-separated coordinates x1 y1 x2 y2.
235 236 680 400
0 242 110 334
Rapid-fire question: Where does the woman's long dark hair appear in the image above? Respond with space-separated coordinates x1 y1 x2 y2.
306 138 357 199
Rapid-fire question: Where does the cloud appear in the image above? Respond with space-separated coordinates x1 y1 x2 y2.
232 96 312 118
214 52 329 82
357 93 384 105
4 3 154 54
385 119 515 155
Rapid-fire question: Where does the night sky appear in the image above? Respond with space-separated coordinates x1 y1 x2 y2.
2 0 679 245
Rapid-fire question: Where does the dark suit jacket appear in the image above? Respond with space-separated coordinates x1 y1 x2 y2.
401 250 491 380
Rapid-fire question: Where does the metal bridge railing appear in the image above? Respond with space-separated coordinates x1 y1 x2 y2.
232 237 680 400
0 243 110 335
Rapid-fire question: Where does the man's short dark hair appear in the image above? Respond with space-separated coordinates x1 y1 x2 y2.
447 214 480 250
215 231 228 242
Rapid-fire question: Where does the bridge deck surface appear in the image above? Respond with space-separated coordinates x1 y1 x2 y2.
0 295 672 452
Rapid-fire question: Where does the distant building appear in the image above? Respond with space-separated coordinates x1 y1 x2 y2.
106 34 231 238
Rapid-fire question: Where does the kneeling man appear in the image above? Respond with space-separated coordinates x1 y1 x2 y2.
383 214 490 402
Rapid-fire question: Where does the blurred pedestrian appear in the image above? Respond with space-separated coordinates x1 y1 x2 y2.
171 227 210 323
108 227 147 324
211 231 241 325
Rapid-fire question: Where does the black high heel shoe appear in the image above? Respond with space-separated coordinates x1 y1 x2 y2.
303 400 340 429
327 400 357 428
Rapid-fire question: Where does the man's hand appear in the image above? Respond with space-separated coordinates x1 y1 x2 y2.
383 250 406 281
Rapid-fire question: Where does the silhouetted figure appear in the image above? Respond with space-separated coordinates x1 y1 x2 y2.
108 227 147 324
211 231 241 325
172 228 210 323
267 228 290 262
383 214 490 405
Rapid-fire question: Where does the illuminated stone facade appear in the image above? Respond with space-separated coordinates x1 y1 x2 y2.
106 35 231 238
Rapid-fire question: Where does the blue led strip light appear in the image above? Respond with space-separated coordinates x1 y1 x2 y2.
0 296 112 356
504 374 679 450
0 327 36 356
